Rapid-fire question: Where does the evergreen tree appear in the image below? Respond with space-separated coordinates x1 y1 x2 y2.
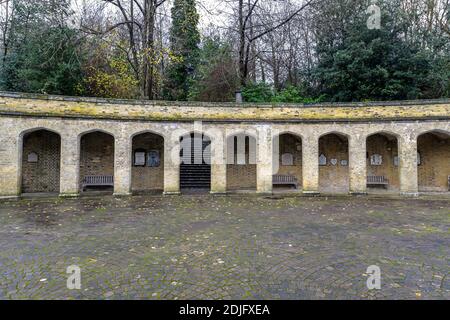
164 0 200 100
188 36 238 102
313 0 450 102
0 0 84 95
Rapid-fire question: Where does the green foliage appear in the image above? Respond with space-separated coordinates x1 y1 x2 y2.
0 0 83 95
164 0 201 100
76 46 140 99
242 83 274 103
242 83 324 103
313 0 450 102
188 36 238 102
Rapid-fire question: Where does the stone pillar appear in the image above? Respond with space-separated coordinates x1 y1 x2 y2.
399 135 419 196
302 135 319 194
210 131 227 194
256 126 273 194
349 136 367 194
0 133 21 198
164 135 180 194
113 135 132 196
59 133 80 197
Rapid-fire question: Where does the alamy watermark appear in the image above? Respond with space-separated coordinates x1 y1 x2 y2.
366 0 381 30
366 265 381 290
67 265 81 290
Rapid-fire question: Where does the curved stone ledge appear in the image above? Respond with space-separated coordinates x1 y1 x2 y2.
1 91 450 122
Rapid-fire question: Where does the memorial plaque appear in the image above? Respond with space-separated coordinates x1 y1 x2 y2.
134 151 146 166
370 154 382 166
281 153 294 166
27 152 38 163
319 154 327 166
340 159 348 166
393 156 399 167
147 150 160 167
330 158 338 166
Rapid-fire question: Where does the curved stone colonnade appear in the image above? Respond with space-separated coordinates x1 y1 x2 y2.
0 93 449 198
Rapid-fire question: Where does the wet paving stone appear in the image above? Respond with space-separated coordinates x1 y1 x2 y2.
0 194 448 300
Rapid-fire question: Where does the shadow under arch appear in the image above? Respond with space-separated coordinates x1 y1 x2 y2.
417 129 450 192
78 130 115 193
272 132 303 191
365 131 400 193
318 131 350 140
131 131 165 194
318 132 349 193
366 130 401 140
20 128 62 194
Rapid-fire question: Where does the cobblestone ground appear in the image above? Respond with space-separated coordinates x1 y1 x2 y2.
0 194 448 300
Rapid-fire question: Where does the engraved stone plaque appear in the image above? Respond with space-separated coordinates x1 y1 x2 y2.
370 154 382 166
319 154 327 166
147 150 160 167
340 159 348 166
281 153 294 166
330 158 338 166
134 151 146 166
27 152 38 163
393 156 399 167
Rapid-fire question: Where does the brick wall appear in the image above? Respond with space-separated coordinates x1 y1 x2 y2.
366 134 400 190
227 164 257 190
131 133 164 192
319 134 349 193
21 130 60 193
79 131 114 190
418 133 450 191
274 134 302 189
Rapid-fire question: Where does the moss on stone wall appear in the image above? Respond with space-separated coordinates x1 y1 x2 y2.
0 93 449 122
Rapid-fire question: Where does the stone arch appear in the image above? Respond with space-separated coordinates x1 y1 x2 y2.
366 131 400 192
366 130 401 140
272 132 302 190
417 130 450 192
77 128 116 142
225 132 257 191
131 132 165 193
318 131 350 140
79 130 115 193
20 128 61 194
318 132 349 193
130 129 167 143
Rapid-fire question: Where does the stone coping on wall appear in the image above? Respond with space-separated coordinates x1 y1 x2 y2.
0 91 449 122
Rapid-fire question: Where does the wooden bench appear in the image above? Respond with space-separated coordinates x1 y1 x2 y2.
82 175 114 191
273 175 299 189
367 176 389 189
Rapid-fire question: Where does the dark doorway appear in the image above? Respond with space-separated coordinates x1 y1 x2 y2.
180 133 211 191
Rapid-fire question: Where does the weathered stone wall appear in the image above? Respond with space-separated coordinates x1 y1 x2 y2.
418 133 450 191
366 134 400 190
21 130 60 193
79 132 114 191
0 93 449 198
1 92 449 122
131 133 164 192
318 134 349 193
